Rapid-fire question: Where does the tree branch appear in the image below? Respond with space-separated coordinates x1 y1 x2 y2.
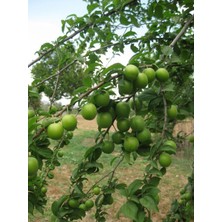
170 15 194 48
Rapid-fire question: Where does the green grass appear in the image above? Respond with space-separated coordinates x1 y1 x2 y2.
29 129 194 221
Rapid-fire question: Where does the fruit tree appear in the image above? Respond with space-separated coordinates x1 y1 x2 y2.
28 0 194 221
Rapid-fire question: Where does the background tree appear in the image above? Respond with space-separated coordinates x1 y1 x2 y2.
31 42 87 102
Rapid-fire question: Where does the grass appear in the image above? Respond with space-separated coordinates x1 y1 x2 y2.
29 129 194 222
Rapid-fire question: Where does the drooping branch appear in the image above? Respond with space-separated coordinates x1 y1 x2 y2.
28 0 138 68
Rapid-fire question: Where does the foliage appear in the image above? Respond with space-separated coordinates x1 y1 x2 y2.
28 0 194 221
31 43 87 101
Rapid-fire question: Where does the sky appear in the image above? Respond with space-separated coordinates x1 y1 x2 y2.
28 0 88 62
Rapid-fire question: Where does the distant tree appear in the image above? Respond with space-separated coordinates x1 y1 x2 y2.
31 42 87 102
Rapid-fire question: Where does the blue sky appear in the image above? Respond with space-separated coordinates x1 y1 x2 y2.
29 0 87 21
29 0 88 60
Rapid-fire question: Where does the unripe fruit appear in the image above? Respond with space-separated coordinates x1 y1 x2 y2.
97 112 113 128
118 79 134 95
47 122 64 140
130 116 145 132
101 141 115 154
41 186 47 194
123 137 139 152
115 102 130 118
68 199 79 208
28 157 39 176
79 203 87 211
81 103 97 120
135 73 148 89
94 91 110 107
136 128 152 143
164 140 177 149
117 118 130 132
57 150 64 157
85 199 94 209
143 68 156 82
112 131 124 144
93 187 101 195
124 64 139 81
159 152 172 167
156 68 169 82
167 105 178 119
62 114 77 131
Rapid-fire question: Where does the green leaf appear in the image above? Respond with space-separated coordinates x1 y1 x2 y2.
83 76 92 87
51 195 69 217
148 177 161 187
130 44 139 53
148 168 163 177
120 14 130 25
123 31 137 38
137 210 146 222
161 46 173 56
87 3 99 14
118 200 138 221
127 179 143 196
154 4 163 18
28 117 39 132
139 195 158 212
130 15 140 27
72 86 88 95
162 82 175 92
113 0 119 7
159 145 176 155
40 42 54 51
102 63 124 76
36 147 54 159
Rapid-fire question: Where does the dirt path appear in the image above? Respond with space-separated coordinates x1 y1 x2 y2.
76 115 116 132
